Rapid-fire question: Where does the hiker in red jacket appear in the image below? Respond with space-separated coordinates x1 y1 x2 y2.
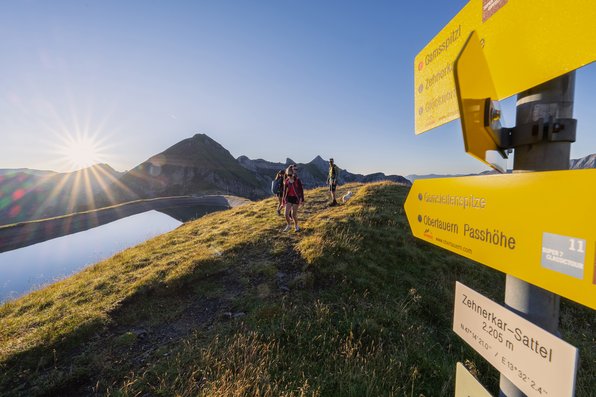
282 165 304 232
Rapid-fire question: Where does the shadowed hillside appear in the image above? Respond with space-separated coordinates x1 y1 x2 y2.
0 183 593 396
0 164 122 225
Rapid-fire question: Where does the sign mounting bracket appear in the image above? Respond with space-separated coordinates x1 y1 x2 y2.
487 100 577 150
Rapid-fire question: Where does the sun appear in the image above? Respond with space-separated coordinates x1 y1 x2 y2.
59 134 104 170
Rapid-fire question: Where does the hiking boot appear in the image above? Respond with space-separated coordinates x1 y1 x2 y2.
329 201 337 207
295 226 300 232
283 225 291 232
276 208 281 215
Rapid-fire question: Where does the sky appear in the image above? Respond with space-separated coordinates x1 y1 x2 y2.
1 0 594 176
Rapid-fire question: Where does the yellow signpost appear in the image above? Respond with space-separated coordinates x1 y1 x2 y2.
454 31 507 172
455 363 493 397
414 0 596 134
404 170 596 310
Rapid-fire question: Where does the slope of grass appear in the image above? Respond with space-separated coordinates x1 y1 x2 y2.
0 182 593 396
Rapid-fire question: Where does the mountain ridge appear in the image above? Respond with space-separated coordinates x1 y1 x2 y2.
2 134 593 225
570 153 596 169
117 134 266 200
236 152 410 189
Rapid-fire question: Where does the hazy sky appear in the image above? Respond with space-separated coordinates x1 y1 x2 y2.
1 1 594 176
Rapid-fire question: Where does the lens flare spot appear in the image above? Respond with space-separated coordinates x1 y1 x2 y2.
12 189 26 201
0 197 10 210
9 204 21 218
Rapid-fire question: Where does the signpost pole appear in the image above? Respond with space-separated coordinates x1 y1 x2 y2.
499 71 576 397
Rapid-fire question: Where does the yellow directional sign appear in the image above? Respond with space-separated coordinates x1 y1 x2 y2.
455 363 493 397
414 0 596 134
404 170 596 309
454 31 507 173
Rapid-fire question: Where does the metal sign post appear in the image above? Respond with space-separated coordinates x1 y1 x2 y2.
500 72 576 397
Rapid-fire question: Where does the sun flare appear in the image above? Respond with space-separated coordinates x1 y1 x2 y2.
59 135 104 170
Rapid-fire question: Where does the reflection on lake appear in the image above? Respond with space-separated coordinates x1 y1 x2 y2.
0 210 182 303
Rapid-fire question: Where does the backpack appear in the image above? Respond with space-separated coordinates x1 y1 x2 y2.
271 178 282 195
328 164 338 183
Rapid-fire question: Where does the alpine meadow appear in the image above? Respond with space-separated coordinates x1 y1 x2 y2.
1 183 593 396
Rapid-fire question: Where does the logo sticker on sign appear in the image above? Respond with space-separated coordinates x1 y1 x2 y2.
541 232 586 279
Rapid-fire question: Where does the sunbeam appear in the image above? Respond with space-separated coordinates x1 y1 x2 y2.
57 134 104 170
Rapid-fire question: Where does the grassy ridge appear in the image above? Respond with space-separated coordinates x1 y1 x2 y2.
0 182 593 396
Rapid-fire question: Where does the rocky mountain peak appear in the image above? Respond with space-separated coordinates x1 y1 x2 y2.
570 153 596 169
309 155 329 174
162 133 226 157
119 133 265 200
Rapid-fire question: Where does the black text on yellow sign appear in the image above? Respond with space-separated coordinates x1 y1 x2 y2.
404 170 596 310
414 0 596 134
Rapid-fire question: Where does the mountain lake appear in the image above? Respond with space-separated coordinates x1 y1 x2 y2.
0 210 183 303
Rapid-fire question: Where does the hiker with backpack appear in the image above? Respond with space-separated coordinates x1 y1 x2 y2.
282 165 304 232
271 170 285 215
327 158 339 206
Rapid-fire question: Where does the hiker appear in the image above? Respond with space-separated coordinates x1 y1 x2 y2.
327 158 339 206
271 170 285 215
282 164 304 232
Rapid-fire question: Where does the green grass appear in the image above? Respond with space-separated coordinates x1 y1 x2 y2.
0 182 593 396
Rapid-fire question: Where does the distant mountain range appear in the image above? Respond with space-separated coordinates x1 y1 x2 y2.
407 154 596 181
0 169 57 177
570 153 596 169
236 153 410 189
3 135 594 226
0 134 410 225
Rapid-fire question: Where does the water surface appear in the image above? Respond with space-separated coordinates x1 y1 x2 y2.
0 210 181 303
